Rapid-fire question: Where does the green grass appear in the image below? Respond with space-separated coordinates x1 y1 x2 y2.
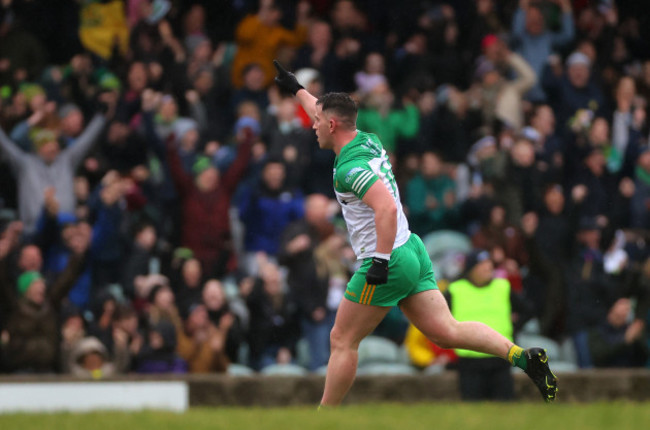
1 402 647 430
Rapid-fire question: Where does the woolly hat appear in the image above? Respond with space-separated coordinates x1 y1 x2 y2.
17 271 43 296
72 337 108 362
234 116 261 137
30 128 59 150
146 0 172 24
474 57 497 81
481 34 499 51
463 249 490 275
19 83 45 103
566 52 591 68
192 155 214 176
95 69 121 91
58 103 81 119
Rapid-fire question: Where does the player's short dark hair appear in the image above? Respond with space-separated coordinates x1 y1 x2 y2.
316 92 357 129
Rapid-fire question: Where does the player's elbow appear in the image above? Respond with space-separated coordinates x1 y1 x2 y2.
383 201 397 219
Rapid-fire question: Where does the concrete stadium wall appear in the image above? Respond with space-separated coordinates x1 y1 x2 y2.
1 370 649 412
187 370 650 406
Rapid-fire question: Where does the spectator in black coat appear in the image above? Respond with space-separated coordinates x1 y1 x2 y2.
243 260 298 371
588 298 647 367
278 194 336 371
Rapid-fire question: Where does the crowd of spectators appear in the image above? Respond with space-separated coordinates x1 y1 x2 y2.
1 0 649 376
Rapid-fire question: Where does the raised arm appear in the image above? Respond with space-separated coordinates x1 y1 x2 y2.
48 247 88 307
165 135 194 196
511 2 528 42
0 125 27 169
273 60 318 121
221 133 253 194
508 52 537 94
64 114 107 167
0 236 18 313
296 89 319 122
64 92 117 167
551 0 575 48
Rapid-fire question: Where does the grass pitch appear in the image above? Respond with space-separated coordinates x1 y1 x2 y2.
0 402 646 430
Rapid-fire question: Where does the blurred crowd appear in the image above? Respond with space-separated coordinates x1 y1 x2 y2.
1 0 649 377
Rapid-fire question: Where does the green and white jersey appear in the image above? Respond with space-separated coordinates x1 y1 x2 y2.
333 130 410 259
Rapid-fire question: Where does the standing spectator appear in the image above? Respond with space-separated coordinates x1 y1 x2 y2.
230 63 270 113
543 51 606 135
446 250 516 401
588 297 647 367
511 0 575 102
237 158 304 274
231 0 309 89
471 204 528 267
122 221 160 299
64 336 130 379
166 123 253 277
0 97 113 234
466 0 504 61
176 302 230 373
267 96 314 192
475 35 537 132
35 174 126 308
611 76 646 178
0 7 46 85
78 0 129 60
0 224 87 373
520 209 569 338
571 146 617 219
354 52 388 96
278 194 336 371
525 104 564 183
135 319 187 374
202 279 245 364
174 258 204 313
293 20 334 72
405 151 457 236
630 149 650 229
244 260 298 370
356 83 420 154
431 85 483 164
566 217 620 368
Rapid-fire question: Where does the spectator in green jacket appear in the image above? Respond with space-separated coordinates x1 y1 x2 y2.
405 151 456 236
356 83 419 154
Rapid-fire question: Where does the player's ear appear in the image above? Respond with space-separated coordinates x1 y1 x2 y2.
329 118 336 133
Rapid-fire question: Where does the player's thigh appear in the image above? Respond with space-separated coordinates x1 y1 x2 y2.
399 289 456 342
331 298 391 348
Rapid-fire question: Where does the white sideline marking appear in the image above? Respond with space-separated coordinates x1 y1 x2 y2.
0 381 189 413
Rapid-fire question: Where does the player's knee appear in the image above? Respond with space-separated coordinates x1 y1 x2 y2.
429 321 459 349
329 325 351 351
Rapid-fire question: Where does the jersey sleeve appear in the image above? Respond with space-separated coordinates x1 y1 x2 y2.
336 164 379 199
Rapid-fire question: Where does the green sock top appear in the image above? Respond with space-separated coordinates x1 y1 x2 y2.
508 345 527 371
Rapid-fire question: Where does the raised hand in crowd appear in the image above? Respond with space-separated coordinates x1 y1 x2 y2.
43 186 60 217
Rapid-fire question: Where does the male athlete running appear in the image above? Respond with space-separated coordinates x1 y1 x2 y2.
273 60 558 406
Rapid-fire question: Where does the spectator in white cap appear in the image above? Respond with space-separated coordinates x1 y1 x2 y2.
542 51 605 136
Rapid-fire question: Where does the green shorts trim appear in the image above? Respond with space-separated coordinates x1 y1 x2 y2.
344 233 438 307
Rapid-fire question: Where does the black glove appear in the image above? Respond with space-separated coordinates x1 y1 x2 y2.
365 257 389 285
273 60 304 95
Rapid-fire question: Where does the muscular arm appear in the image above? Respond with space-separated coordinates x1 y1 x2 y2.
362 180 397 255
296 89 319 122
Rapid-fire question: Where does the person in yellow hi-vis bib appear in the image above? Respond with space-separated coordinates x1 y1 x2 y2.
79 0 129 60
447 250 518 401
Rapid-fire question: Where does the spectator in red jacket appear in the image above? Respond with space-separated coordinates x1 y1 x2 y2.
166 128 253 277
